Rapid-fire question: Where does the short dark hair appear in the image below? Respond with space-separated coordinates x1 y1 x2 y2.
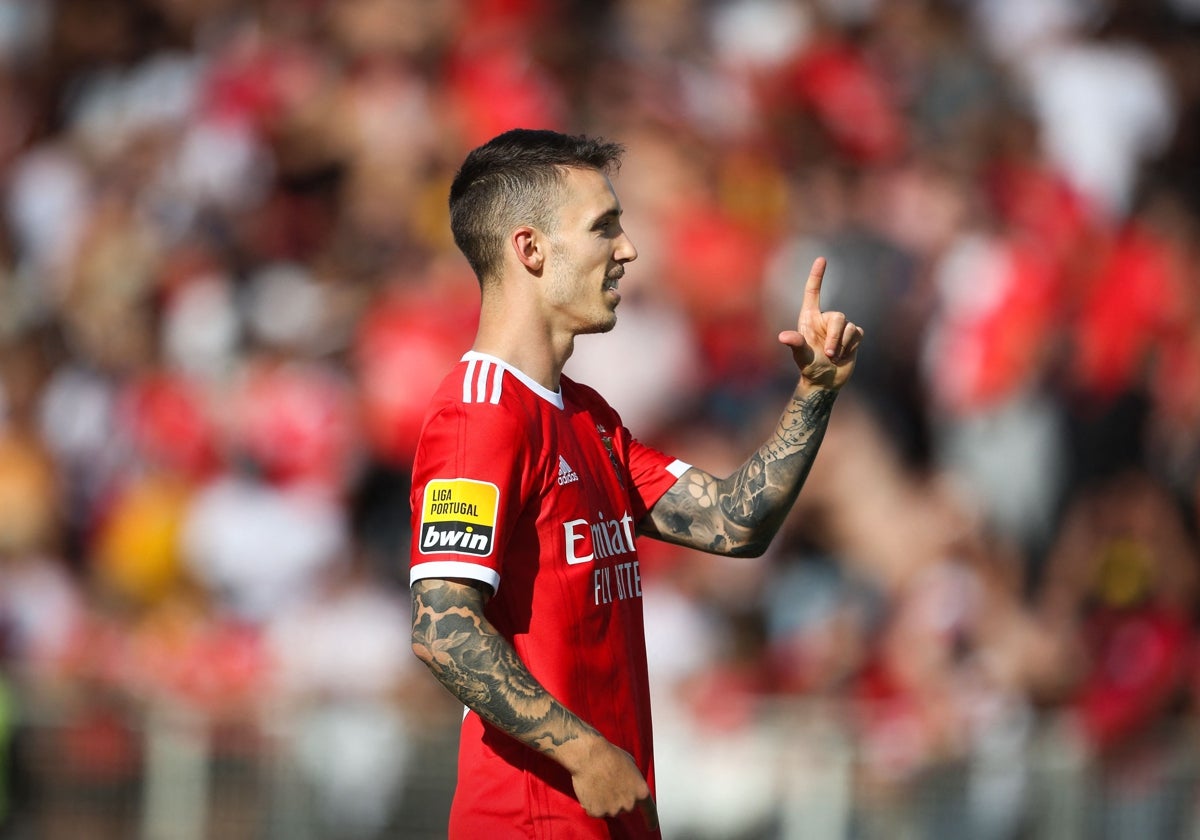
449 129 625 283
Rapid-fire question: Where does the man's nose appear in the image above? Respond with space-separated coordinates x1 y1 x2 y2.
615 232 638 263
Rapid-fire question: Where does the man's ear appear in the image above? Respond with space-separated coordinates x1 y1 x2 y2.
511 226 545 272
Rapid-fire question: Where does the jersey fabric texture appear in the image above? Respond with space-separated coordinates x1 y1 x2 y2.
411 352 690 839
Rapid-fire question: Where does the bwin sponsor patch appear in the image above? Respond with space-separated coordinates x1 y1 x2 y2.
420 478 499 557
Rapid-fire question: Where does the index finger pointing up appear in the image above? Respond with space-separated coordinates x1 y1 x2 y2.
802 257 827 315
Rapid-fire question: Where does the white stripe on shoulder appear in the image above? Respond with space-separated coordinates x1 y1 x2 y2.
489 363 504 404
462 357 478 403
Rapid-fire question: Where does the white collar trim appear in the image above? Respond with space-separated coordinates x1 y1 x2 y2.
462 351 564 409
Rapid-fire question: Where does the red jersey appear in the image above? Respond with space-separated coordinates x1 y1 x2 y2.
411 352 689 839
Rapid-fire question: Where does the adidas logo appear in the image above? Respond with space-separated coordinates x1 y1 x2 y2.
557 455 580 486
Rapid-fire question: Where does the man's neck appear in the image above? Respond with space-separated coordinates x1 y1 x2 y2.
473 300 574 392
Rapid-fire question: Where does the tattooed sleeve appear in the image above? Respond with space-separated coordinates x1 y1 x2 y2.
642 385 837 556
411 577 601 758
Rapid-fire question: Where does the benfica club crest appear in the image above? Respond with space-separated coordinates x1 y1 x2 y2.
596 424 624 487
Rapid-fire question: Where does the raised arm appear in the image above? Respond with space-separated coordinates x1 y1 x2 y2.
410 577 658 829
641 257 862 556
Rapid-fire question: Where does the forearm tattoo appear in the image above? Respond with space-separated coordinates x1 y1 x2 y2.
411 578 598 758
647 387 837 555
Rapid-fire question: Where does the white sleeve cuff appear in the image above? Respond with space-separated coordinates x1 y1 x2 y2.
410 560 501 594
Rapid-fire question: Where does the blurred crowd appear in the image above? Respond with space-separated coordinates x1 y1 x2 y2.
1 0 1200 837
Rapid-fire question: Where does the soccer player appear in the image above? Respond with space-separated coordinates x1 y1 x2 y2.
409 128 862 838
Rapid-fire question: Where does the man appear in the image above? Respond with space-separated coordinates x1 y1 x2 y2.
409 128 862 838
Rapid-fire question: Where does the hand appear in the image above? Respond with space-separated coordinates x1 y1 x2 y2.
568 737 659 831
777 257 863 391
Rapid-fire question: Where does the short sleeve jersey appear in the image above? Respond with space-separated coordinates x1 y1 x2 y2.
410 352 689 839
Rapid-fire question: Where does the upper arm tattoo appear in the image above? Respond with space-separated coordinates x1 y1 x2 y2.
410 578 599 757
644 387 837 555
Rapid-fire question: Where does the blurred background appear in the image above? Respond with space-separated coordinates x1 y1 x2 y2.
0 0 1199 838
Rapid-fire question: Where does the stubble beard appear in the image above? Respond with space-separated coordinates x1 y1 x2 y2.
576 309 617 336
555 263 623 336
590 266 623 334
